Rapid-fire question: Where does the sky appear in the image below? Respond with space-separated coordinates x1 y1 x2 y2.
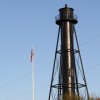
0 0 100 100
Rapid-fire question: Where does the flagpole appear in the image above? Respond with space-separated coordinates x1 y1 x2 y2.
31 49 34 100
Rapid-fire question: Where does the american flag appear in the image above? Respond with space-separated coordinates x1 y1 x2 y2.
31 48 34 62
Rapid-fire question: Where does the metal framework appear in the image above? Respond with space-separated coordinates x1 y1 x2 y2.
48 5 89 100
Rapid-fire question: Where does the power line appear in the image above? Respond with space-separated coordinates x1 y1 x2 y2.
80 34 100 47
5 61 100 100
0 60 52 89
3 62 100 100
7 90 32 100
0 34 100 99
6 83 50 100
85 63 100 71
0 71 31 89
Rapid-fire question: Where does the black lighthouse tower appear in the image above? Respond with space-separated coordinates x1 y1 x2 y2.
48 5 89 100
